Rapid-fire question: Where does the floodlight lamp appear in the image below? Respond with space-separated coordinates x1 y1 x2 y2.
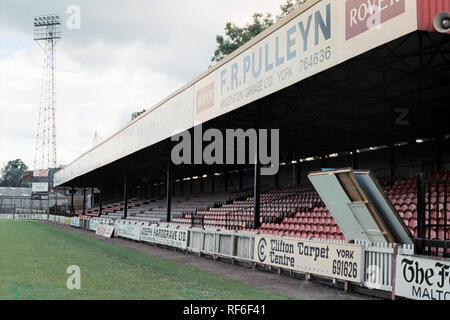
443 18 450 29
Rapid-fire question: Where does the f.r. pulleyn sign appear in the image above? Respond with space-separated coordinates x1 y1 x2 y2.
193 0 416 126
254 235 364 283
396 255 450 300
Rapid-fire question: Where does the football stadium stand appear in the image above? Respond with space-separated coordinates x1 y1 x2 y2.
73 172 449 247
15 0 448 300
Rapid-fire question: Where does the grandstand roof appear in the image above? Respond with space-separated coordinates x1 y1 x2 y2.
55 0 450 188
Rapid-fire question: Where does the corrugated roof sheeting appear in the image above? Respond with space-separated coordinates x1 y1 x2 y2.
417 0 450 33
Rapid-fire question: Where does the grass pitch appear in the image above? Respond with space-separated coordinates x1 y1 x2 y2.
0 221 289 300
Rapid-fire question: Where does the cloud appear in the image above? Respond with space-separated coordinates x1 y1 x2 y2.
0 0 284 170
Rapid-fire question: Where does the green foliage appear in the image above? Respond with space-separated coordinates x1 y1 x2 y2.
0 159 28 187
211 0 307 64
131 109 147 121
277 0 307 21
211 13 274 64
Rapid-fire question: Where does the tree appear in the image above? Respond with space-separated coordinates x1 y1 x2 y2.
211 0 307 64
131 109 147 121
211 13 274 64
277 0 307 21
0 159 28 187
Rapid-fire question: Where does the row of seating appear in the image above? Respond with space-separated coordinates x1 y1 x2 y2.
76 173 448 247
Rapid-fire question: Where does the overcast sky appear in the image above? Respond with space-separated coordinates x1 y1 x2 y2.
0 0 283 171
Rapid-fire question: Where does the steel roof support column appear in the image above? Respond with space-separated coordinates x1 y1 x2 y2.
297 162 302 186
390 145 396 183
91 187 94 208
275 170 279 189
123 174 128 220
239 168 243 191
99 186 103 217
166 163 171 223
224 169 228 192
253 150 261 230
82 187 86 216
292 154 297 187
352 150 359 169
416 173 425 255
71 187 74 215
435 135 444 173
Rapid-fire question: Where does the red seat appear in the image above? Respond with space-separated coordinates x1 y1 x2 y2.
404 211 413 220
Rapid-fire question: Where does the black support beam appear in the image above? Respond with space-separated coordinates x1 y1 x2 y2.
253 153 261 230
123 174 128 220
82 187 86 216
71 187 74 215
166 163 171 223
99 187 103 216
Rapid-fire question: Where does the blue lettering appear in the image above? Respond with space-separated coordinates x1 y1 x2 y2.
252 48 262 78
286 25 296 61
298 15 312 52
231 63 238 89
220 69 227 94
315 3 331 45
265 43 273 72
275 36 284 67
243 55 251 83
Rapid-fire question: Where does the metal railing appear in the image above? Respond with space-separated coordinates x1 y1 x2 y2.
0 204 15 215
416 173 449 257
190 214 204 229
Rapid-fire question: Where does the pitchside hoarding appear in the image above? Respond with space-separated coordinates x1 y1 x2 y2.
115 222 141 241
71 217 80 227
254 235 364 283
96 224 115 238
14 213 48 220
89 219 99 231
140 225 188 249
396 255 450 300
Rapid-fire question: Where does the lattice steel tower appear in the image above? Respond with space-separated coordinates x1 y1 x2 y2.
33 14 61 172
